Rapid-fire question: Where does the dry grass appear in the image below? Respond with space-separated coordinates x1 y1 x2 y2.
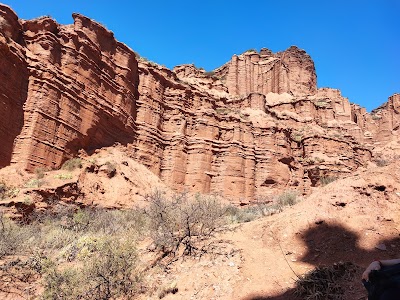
294 262 358 300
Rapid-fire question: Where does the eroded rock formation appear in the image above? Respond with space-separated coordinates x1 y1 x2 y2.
0 4 398 200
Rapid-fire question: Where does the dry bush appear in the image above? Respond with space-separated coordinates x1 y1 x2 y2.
0 212 30 258
35 167 46 179
0 257 42 298
224 202 282 224
294 262 357 300
0 182 19 200
277 190 297 207
320 176 338 186
146 190 225 256
374 158 389 167
61 158 82 171
42 239 141 300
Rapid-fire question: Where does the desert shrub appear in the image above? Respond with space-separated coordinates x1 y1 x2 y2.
315 101 329 108
83 239 140 299
374 158 389 167
54 173 73 180
87 209 147 236
0 182 17 199
42 239 141 300
158 281 178 299
0 213 29 258
294 262 357 300
42 266 83 300
224 201 284 224
0 255 45 297
204 71 215 77
61 158 82 171
146 190 225 256
320 176 338 186
38 226 78 251
104 161 117 178
35 167 46 179
0 182 6 200
25 178 44 188
277 190 297 207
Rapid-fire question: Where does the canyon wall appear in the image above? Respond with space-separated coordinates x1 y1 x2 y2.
0 4 397 200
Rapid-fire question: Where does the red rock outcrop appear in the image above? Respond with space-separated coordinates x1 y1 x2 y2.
214 46 317 97
0 5 397 201
5 10 139 171
0 5 27 168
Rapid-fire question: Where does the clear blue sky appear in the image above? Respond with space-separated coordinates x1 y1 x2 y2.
2 0 399 111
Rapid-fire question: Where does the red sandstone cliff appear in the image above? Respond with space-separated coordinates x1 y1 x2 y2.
0 4 398 200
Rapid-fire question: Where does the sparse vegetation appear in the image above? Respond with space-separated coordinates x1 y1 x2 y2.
61 158 82 171
35 167 46 179
145 190 225 256
320 176 338 186
315 101 329 108
104 161 117 178
215 107 231 115
0 187 303 298
0 182 19 200
277 190 297 207
0 206 147 299
0 212 31 258
42 239 141 300
224 203 279 223
294 262 358 300
291 132 303 142
374 158 389 167
25 178 44 188
54 173 73 180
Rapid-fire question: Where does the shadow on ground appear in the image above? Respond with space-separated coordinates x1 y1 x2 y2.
243 222 400 300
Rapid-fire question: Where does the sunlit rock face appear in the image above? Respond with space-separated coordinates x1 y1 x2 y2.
1 4 398 200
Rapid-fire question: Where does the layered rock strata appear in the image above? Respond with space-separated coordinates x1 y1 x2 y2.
0 4 397 200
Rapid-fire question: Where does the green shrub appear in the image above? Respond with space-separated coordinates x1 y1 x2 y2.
61 158 82 171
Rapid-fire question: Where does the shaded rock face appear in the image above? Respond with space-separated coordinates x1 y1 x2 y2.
0 5 397 200
1 7 139 171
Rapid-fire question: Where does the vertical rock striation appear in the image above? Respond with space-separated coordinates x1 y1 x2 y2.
0 5 397 200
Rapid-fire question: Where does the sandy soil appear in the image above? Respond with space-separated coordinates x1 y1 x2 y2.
1 149 400 300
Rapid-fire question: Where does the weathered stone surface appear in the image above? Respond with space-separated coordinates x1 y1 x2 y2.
0 5 27 168
214 46 317 97
0 5 398 201
9 12 139 171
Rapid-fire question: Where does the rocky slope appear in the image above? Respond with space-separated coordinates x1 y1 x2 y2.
0 4 398 200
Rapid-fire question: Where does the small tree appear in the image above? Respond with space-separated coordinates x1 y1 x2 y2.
146 190 225 256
